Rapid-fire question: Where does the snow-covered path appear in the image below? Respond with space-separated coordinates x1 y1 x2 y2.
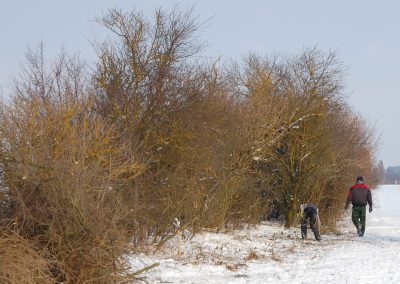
307 185 400 284
131 185 400 283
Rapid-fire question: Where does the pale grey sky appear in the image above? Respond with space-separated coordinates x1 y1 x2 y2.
1 0 399 166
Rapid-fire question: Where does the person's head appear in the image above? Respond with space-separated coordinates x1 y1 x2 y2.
356 175 364 183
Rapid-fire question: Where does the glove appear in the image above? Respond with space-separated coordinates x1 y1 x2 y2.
369 207 373 213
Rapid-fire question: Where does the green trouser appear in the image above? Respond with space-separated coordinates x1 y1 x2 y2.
352 205 366 234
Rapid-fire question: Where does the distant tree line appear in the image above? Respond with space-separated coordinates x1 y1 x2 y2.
0 7 380 283
386 166 400 184
371 161 400 185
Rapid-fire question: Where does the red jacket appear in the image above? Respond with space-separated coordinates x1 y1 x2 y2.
346 182 373 208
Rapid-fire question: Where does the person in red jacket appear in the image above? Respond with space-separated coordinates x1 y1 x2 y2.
345 176 373 237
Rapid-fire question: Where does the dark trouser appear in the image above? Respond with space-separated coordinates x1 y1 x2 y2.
352 205 366 235
301 207 321 240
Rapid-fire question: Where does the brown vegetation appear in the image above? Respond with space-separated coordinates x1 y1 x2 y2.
0 6 379 283
0 47 142 283
0 230 53 284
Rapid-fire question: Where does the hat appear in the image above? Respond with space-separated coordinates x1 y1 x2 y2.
356 176 364 182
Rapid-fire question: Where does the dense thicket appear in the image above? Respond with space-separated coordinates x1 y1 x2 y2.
0 7 378 283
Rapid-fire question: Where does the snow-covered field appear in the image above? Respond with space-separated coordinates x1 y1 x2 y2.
130 185 400 283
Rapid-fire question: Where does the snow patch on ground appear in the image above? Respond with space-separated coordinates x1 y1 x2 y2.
129 185 400 283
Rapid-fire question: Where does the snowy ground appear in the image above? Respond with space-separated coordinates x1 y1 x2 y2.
129 185 400 283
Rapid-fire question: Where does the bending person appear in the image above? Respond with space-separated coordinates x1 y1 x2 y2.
300 203 321 241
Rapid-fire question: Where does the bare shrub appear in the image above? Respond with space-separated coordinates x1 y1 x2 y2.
0 7 380 281
232 48 377 227
92 7 252 239
0 230 53 284
0 48 143 283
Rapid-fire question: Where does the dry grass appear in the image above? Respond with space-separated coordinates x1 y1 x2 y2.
246 250 260 261
270 248 283 262
225 263 247 271
0 230 53 284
